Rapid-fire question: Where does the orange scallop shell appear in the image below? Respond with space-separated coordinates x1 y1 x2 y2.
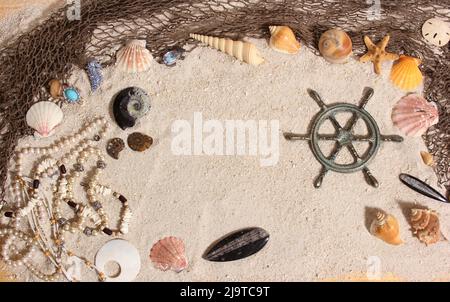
390 55 423 91
149 237 188 273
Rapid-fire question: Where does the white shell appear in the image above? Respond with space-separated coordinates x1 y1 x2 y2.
422 18 450 47
26 101 63 138
95 239 141 282
116 40 153 73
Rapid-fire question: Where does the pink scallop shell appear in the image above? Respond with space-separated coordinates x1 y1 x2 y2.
149 237 188 273
391 94 439 137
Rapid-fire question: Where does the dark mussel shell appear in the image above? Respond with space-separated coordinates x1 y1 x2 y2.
203 227 270 262
399 173 449 203
113 87 151 130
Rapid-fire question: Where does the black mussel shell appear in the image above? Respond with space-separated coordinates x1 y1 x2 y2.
113 87 151 130
203 227 270 262
399 173 449 203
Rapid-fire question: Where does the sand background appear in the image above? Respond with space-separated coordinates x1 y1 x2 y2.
1 2 450 282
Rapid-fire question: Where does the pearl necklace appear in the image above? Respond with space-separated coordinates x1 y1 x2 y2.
1 117 132 281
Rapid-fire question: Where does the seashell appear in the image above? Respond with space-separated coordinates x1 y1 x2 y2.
113 87 151 130
410 209 441 245
95 239 141 282
86 59 103 91
370 212 403 245
106 138 125 160
26 101 63 138
116 40 153 73
127 132 153 152
49 79 63 98
190 33 264 66
268 26 301 54
422 18 450 47
390 55 423 91
149 237 188 273
399 174 449 204
203 227 269 262
162 47 186 67
391 94 439 137
420 151 434 167
319 28 353 64
63 87 81 104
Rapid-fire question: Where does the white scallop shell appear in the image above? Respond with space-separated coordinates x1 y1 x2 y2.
116 40 153 73
95 239 141 282
422 18 450 47
26 101 63 138
391 94 439 137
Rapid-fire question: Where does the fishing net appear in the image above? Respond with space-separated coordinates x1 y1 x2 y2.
0 0 449 205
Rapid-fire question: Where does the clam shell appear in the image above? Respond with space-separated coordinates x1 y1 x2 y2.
190 33 264 66
95 239 141 282
410 209 441 246
26 101 63 138
390 55 423 91
269 26 301 54
391 94 439 137
149 237 188 273
422 18 450 47
420 151 434 167
319 28 353 64
112 87 151 130
370 212 403 245
203 227 269 262
116 40 153 73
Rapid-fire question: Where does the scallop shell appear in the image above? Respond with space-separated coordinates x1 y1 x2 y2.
370 212 403 245
116 40 153 73
422 18 450 47
190 33 264 66
390 55 423 91
268 26 301 54
391 94 439 137
420 151 434 167
149 237 188 273
410 209 441 246
26 101 63 138
319 29 353 64
113 87 151 130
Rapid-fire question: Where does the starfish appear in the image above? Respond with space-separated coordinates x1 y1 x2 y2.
359 35 399 75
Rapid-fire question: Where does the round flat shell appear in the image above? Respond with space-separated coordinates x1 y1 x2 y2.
95 239 141 282
422 18 450 47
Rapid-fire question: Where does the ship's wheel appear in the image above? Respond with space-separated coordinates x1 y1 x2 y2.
284 88 403 188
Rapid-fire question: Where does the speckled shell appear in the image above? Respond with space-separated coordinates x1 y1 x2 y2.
26 101 63 138
319 29 353 64
190 33 264 66
150 237 188 273
390 55 423 91
269 26 301 54
116 40 153 73
410 209 441 246
370 212 403 245
391 94 439 137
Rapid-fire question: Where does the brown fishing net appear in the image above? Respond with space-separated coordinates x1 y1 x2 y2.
0 0 449 204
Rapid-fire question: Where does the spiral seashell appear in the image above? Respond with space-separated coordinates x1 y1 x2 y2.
319 28 353 64
370 212 403 245
116 40 153 73
268 26 301 54
410 209 441 245
26 101 64 138
149 237 188 273
190 33 264 66
113 87 151 130
391 94 439 137
390 55 423 91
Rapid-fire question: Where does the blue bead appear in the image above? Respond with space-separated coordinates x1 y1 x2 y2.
64 88 80 103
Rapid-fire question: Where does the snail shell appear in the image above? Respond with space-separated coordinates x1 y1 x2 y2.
370 212 403 245
269 26 301 54
319 29 353 64
410 209 441 246
190 33 264 66
113 87 151 130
